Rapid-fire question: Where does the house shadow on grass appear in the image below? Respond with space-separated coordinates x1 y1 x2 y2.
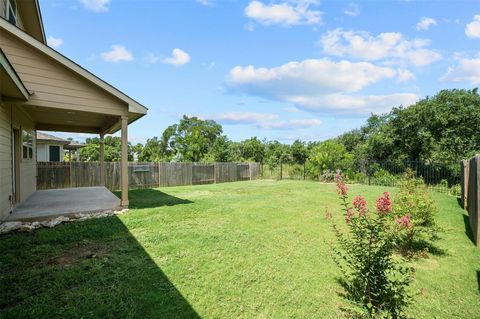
0 216 200 319
115 188 193 209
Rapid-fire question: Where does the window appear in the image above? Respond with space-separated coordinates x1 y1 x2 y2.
6 0 17 26
49 145 61 162
22 130 33 160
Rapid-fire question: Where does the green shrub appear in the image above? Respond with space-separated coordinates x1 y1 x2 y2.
319 169 336 182
372 169 398 187
284 163 305 179
392 170 440 256
449 184 461 197
330 173 413 318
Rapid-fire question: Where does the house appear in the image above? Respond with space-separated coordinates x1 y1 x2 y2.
36 132 70 162
0 0 148 221
36 132 85 162
64 141 85 162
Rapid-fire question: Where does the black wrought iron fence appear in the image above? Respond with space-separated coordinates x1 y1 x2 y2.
350 160 461 195
261 160 461 195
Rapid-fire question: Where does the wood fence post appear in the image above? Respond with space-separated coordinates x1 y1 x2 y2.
280 159 283 180
69 161 72 188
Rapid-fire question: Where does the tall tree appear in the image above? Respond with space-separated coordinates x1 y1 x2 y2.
167 115 223 162
290 139 308 164
307 141 353 173
240 137 265 163
79 136 134 161
205 135 239 162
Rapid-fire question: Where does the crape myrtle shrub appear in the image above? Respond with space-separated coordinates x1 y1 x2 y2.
328 173 413 318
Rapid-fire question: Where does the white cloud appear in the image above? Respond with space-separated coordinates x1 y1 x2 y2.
441 57 480 85
145 53 159 64
213 112 278 124
47 36 64 49
162 48 191 66
397 69 416 82
284 106 299 112
228 58 397 96
344 3 360 17
244 22 256 32
78 0 111 13
465 15 480 39
196 0 215 6
209 112 320 130
320 28 441 66
245 0 322 26
227 58 417 115
258 118 322 129
287 93 419 115
416 17 437 31
100 45 134 63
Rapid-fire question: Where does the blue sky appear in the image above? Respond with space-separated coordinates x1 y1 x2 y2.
40 0 480 144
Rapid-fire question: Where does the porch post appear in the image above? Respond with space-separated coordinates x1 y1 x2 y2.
121 115 129 207
99 133 105 186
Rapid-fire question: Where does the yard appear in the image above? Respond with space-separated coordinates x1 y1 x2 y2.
1 180 479 318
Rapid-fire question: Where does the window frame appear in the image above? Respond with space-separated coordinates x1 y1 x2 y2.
22 130 34 161
5 0 17 26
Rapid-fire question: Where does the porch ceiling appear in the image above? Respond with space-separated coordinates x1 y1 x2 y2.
22 104 121 134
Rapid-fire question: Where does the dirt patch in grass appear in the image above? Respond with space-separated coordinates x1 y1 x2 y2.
48 243 110 267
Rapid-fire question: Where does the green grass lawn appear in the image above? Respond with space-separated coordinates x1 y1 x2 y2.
1 180 479 318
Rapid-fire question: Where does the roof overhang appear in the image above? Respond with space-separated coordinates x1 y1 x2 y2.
64 143 86 150
36 139 70 145
0 48 29 100
0 18 148 122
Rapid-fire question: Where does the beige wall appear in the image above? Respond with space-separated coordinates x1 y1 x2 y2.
0 101 12 221
0 102 36 221
0 31 127 117
0 0 5 20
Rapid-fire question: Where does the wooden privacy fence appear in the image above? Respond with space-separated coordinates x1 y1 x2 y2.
37 162 261 191
460 156 480 247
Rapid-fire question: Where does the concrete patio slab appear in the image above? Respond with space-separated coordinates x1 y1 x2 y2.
7 187 121 222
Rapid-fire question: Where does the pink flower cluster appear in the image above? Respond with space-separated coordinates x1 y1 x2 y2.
352 195 367 216
375 192 392 215
335 173 348 197
396 214 412 229
345 208 354 224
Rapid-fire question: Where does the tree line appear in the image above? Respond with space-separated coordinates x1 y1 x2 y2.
79 88 480 174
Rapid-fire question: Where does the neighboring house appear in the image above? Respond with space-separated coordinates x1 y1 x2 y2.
36 132 85 162
0 0 148 221
64 142 85 162
36 132 70 162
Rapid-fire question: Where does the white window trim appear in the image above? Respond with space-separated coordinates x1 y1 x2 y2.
5 0 18 26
